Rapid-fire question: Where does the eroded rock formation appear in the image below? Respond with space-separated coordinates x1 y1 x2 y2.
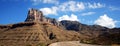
25 8 60 26
25 8 46 22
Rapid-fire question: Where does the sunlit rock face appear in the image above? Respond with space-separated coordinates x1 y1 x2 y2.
25 8 46 22
25 8 60 26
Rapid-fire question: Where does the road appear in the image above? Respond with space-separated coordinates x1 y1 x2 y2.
49 41 109 46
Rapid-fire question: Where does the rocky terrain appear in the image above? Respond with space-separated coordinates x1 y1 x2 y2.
0 22 82 46
60 20 120 45
0 8 120 46
0 8 81 46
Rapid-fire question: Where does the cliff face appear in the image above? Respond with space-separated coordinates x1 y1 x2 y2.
25 8 46 22
25 8 60 26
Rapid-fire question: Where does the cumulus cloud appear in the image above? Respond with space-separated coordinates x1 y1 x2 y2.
40 6 58 15
94 14 116 28
31 0 59 5
58 14 79 21
88 3 105 9
81 12 95 16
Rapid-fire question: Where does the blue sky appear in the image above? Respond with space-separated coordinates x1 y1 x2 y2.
0 0 120 28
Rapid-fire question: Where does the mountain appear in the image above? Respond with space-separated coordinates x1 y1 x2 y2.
0 8 119 46
0 8 81 46
60 20 120 45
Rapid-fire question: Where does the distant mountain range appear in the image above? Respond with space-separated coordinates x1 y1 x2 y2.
60 20 120 44
0 8 119 46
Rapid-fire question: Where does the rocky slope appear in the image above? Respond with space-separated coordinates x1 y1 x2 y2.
0 22 81 46
60 20 120 45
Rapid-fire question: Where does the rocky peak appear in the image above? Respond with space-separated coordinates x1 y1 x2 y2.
25 8 60 26
25 8 46 22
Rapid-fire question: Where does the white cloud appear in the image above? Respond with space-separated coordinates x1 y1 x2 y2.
43 0 59 4
59 1 85 12
77 2 85 10
39 1 86 15
88 3 105 9
58 14 79 21
31 0 59 5
40 6 58 15
94 14 116 28
81 12 95 16
109 6 120 11
39 1 105 15
31 0 41 5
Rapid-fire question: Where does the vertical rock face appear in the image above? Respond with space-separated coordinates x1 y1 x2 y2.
25 8 46 22
25 8 60 26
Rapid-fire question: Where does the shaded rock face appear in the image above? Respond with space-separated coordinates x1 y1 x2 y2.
25 8 60 26
60 20 109 37
60 20 108 31
60 20 81 31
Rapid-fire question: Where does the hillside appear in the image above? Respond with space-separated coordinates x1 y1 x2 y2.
0 22 81 46
60 20 120 45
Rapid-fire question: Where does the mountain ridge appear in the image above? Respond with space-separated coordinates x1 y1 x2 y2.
0 8 119 45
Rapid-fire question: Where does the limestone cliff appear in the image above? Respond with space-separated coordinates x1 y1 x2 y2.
25 8 46 22
25 8 60 26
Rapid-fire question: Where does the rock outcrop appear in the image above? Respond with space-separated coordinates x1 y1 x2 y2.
25 8 46 22
25 8 60 26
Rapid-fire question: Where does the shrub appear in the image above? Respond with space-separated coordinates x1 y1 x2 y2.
36 43 47 46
